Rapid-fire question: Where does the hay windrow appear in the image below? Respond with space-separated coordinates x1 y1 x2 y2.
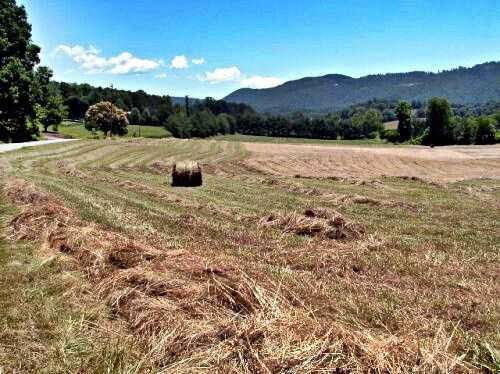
259 208 366 240
1 179 482 372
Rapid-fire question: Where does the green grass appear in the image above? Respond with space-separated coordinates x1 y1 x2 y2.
0 193 145 372
1 138 499 371
47 121 171 139
213 133 396 146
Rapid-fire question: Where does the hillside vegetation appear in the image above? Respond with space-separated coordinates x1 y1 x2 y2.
224 62 500 113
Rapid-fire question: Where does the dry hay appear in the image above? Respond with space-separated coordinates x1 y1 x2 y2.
392 175 444 187
172 161 203 187
242 142 500 183
1 179 477 372
260 208 365 240
242 176 420 212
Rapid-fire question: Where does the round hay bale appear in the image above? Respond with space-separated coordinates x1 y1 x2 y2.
171 161 202 187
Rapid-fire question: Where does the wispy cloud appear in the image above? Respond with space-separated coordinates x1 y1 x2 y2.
198 66 282 88
192 58 205 65
54 45 161 75
170 55 189 69
155 72 167 79
198 66 241 84
240 75 284 89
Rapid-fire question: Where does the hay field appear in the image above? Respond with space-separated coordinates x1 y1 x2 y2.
243 142 500 182
0 138 499 372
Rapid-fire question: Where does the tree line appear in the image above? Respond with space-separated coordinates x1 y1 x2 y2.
0 0 67 142
387 98 499 145
83 94 499 144
2 1 497 144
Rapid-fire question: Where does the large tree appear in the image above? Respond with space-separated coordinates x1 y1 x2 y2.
494 111 500 130
158 95 173 125
0 0 42 141
165 112 192 138
85 101 129 137
395 101 412 141
33 67 67 132
129 107 142 125
64 96 89 120
474 116 496 145
426 97 454 145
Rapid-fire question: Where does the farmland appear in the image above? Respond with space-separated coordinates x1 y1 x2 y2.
45 121 171 140
0 138 499 372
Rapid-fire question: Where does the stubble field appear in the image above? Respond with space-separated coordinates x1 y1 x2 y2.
0 138 499 372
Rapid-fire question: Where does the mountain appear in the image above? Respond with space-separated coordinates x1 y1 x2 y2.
224 62 500 113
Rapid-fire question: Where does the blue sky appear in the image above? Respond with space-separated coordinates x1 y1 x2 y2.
20 0 500 99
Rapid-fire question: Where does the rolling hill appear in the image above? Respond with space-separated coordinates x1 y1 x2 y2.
224 62 500 113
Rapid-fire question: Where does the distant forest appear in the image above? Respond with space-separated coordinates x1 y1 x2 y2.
55 82 499 144
224 62 500 114
56 82 500 125
55 81 256 126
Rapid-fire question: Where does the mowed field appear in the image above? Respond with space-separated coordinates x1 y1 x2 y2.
0 138 499 372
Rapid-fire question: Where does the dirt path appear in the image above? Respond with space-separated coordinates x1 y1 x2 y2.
243 142 500 182
0 137 76 154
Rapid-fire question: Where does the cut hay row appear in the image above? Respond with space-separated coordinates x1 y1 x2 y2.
2 179 478 372
243 176 421 212
259 208 365 240
242 142 500 182
2 139 499 372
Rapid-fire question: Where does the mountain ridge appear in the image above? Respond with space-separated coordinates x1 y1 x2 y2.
224 62 500 113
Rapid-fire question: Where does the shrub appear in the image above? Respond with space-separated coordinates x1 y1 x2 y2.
381 129 400 143
474 116 496 145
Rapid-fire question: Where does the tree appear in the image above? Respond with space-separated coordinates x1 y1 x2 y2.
185 96 190 117
85 101 129 137
158 96 173 125
190 110 217 138
65 96 89 119
0 0 42 141
216 113 233 135
129 107 142 125
395 101 412 141
494 111 500 130
32 67 67 132
142 107 152 125
350 110 383 139
426 97 454 145
36 88 67 132
165 112 192 138
474 116 496 145
454 117 476 145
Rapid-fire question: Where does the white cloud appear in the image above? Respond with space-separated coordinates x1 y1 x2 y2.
170 55 189 69
155 72 167 79
192 58 205 65
198 66 241 84
54 44 161 75
240 75 284 89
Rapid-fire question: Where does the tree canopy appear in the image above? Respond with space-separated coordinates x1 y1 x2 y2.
0 0 40 141
0 0 66 141
395 101 412 141
85 101 129 136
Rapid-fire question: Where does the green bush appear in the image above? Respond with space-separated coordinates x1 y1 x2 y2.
381 129 400 143
475 116 496 145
